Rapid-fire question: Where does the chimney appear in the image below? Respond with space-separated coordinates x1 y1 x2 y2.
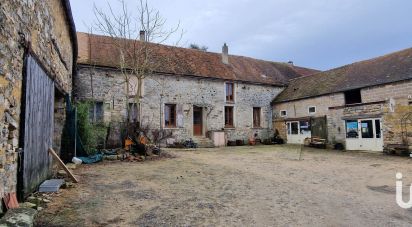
139 30 146 41
222 43 229 64
287 61 294 66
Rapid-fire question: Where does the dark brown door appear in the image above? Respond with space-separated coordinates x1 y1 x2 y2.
193 106 203 136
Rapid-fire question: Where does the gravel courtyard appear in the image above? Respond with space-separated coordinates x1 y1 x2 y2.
36 145 412 226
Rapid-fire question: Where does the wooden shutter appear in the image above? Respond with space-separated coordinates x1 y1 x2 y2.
176 104 184 128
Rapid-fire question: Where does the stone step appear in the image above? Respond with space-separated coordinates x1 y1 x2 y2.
193 137 215 148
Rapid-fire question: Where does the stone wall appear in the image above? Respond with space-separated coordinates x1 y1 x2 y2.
272 80 412 148
361 80 412 145
75 66 283 142
0 0 74 210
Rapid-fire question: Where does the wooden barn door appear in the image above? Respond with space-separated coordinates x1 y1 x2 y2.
311 116 327 139
19 54 55 197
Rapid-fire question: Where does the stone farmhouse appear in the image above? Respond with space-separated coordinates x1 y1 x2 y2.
0 0 77 209
75 32 317 146
272 48 412 152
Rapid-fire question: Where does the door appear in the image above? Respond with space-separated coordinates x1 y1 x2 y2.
193 106 203 136
18 54 55 197
345 118 383 151
286 120 311 144
311 116 327 139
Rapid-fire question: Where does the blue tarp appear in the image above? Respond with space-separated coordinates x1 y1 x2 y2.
77 153 103 164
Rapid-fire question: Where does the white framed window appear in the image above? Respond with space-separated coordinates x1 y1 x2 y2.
308 106 316 114
280 110 287 117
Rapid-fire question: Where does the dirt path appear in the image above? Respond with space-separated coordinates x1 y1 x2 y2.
36 145 412 226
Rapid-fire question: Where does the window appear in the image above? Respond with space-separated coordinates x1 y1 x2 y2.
225 106 234 127
164 104 176 128
308 106 316 114
344 89 362 105
253 107 261 128
280 110 287 117
299 121 311 135
346 120 359 138
225 82 234 102
89 102 104 122
128 103 139 123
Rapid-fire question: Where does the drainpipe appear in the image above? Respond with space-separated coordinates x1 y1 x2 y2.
159 94 164 148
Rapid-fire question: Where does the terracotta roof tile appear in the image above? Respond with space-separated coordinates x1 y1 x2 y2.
274 47 412 103
77 32 319 85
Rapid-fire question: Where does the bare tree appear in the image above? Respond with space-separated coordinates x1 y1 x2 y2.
92 0 183 124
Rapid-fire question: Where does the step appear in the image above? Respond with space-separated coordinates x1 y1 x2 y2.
193 137 215 148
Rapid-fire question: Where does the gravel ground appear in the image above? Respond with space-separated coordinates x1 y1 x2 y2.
35 145 412 226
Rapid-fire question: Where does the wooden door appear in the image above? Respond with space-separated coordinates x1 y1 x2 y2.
193 106 203 136
18 54 55 197
311 116 327 139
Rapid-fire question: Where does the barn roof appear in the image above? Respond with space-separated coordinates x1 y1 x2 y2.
273 47 412 103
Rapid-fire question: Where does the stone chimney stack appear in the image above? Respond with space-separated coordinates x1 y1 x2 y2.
139 30 146 41
222 43 229 64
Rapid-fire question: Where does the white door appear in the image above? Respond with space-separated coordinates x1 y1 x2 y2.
345 119 383 152
286 121 311 144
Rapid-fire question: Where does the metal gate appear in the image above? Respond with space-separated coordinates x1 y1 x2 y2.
19 54 55 197
311 116 327 139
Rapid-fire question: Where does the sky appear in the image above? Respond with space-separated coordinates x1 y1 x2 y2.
70 0 412 70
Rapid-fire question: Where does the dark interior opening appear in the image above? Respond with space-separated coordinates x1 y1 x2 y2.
344 89 362 105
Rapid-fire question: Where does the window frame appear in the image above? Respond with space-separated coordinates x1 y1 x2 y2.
224 106 234 128
308 106 316 114
280 110 287 117
89 101 104 123
164 104 177 128
253 107 261 128
225 82 235 103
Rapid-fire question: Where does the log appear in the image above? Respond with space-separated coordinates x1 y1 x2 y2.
48 148 79 183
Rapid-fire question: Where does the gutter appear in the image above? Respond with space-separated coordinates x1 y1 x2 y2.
62 0 78 85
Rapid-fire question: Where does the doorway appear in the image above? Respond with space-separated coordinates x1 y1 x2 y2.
345 118 383 151
193 106 203 136
286 120 311 144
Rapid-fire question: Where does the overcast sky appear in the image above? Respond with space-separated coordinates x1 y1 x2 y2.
70 0 412 70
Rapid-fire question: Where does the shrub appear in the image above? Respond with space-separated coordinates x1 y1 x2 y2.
76 101 108 155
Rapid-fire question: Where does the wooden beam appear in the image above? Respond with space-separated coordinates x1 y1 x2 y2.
48 148 79 183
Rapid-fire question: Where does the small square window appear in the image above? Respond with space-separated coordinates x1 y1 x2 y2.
280 110 287 117
308 106 316 114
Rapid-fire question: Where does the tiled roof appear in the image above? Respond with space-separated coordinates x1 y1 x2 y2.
274 47 412 103
77 32 319 86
